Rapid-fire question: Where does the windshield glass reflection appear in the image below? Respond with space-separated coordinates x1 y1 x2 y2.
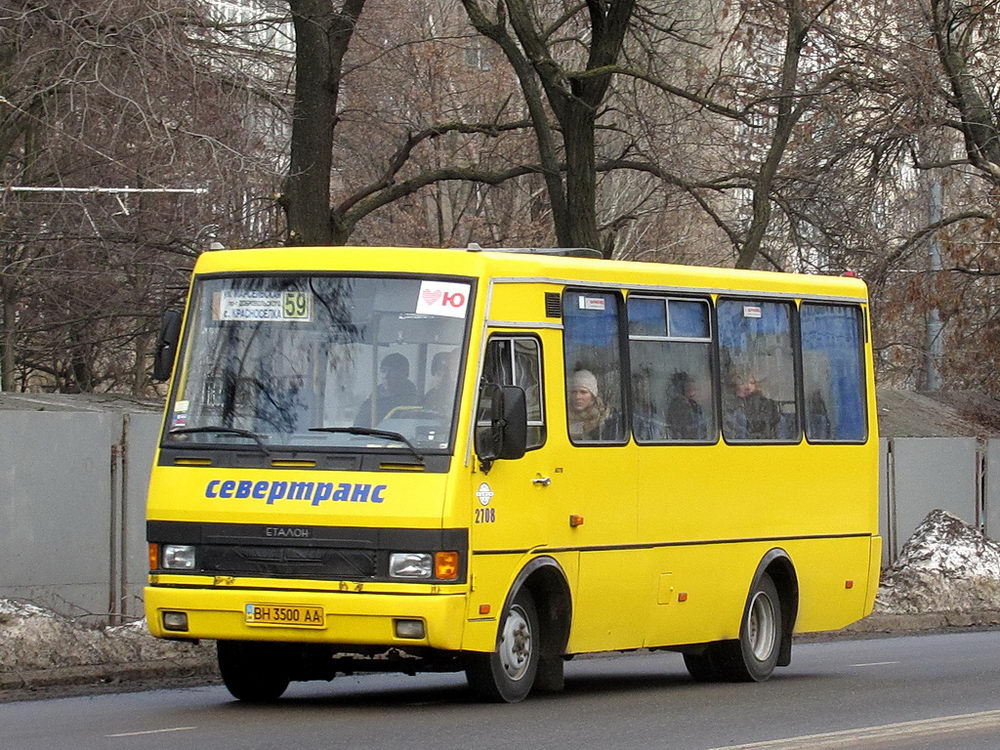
165 275 471 453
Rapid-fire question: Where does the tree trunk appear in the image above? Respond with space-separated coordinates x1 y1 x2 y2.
283 0 366 246
68 325 94 393
1 276 15 391
558 103 602 253
283 0 337 245
737 0 806 270
133 333 148 397
930 0 1000 184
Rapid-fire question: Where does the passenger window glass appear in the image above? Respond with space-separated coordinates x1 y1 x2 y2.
800 304 866 442
477 337 546 449
563 291 626 444
669 300 710 339
627 298 666 337
718 299 798 442
629 296 715 443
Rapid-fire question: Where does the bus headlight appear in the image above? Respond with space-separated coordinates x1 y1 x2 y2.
389 553 432 578
162 544 196 570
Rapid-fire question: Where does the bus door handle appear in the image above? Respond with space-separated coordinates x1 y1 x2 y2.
532 476 552 487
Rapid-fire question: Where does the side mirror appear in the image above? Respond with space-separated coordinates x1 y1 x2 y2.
496 385 527 460
152 309 182 382
475 383 528 471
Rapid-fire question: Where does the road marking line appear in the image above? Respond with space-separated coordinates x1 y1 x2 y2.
106 726 197 738
704 709 1000 749
849 661 899 667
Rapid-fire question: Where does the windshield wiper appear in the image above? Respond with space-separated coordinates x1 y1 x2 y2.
169 426 272 457
309 426 424 462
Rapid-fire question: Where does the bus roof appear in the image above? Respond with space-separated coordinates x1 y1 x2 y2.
192 246 869 301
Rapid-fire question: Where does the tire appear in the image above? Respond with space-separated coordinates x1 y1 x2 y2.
683 573 782 683
683 650 721 682
465 589 540 702
217 640 291 702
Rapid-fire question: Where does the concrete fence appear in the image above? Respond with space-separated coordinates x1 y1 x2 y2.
881 436 998 564
0 405 995 622
0 410 160 623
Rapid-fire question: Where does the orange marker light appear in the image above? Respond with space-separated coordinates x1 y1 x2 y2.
569 514 585 528
148 543 159 571
435 551 459 580
845 580 854 589
677 592 688 602
479 604 491 615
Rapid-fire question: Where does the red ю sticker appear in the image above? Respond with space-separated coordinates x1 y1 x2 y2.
416 281 470 318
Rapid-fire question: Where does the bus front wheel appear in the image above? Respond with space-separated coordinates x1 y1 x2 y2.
465 589 540 702
217 640 291 702
684 573 782 683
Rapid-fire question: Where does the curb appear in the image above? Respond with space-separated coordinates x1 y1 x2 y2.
0 655 216 694
843 610 1000 633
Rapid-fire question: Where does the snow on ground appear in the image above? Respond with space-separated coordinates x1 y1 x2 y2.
2 509 1000 674
0 600 208 673
876 509 1000 615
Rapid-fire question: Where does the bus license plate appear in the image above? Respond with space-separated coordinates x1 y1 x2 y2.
244 604 326 628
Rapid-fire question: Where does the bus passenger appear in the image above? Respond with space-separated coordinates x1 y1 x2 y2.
568 369 620 442
807 389 832 439
355 352 418 427
424 350 458 414
725 367 779 440
666 371 707 440
631 370 664 441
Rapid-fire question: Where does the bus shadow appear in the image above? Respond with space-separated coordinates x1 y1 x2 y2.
213 668 737 712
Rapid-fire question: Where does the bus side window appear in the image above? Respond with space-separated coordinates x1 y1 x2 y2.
717 299 799 443
563 290 627 444
800 303 867 442
477 336 546 450
628 296 716 443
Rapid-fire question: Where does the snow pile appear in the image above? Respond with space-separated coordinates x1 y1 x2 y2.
0 599 210 673
877 510 1000 614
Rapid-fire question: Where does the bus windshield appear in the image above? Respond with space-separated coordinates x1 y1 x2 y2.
164 274 472 454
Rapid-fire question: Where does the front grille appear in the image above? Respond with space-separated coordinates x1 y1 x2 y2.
148 520 468 583
198 545 376 579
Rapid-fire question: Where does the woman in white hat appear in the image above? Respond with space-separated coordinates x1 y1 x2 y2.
568 369 618 441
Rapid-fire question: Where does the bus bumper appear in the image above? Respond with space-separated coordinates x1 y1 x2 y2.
144 585 468 651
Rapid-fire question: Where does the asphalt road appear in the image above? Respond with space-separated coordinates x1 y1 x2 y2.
5 631 1000 749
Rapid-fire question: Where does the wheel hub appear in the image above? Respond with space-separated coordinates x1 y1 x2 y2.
499 605 532 680
747 591 777 661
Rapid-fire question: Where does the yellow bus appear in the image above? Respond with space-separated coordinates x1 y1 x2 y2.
145 245 880 703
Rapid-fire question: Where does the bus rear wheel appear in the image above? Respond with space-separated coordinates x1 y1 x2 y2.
465 589 539 703
217 640 291 702
684 573 782 683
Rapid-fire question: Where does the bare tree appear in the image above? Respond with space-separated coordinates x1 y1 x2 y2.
0 0 280 393
927 0 1000 186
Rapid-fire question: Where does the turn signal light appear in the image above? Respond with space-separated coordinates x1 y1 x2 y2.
435 551 459 580
148 543 159 571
